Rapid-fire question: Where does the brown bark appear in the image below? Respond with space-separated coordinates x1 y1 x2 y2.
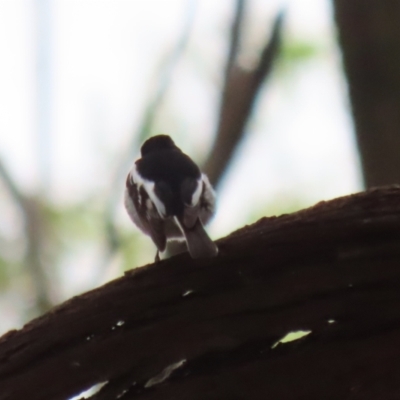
2 187 400 399
334 1 400 187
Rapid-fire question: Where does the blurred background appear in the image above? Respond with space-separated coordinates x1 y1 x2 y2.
1 0 398 334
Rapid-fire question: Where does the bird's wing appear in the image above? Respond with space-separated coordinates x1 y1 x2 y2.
179 177 202 228
147 215 167 252
181 174 216 229
125 172 167 252
198 174 216 226
125 175 149 234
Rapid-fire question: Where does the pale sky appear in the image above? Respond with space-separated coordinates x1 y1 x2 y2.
0 0 361 215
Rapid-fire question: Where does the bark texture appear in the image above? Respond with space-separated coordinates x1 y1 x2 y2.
334 1 400 187
2 187 400 399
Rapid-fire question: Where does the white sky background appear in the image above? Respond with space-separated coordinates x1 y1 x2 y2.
0 0 363 331
0 0 362 228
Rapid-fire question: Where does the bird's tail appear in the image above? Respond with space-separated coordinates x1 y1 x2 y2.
177 218 218 259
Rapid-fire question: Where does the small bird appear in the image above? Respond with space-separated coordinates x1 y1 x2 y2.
124 135 218 261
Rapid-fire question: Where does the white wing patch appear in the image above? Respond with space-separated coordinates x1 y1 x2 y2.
198 173 216 225
201 174 216 209
130 164 166 217
191 177 203 206
124 188 148 233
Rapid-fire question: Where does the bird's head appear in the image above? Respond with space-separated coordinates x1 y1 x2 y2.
140 135 178 157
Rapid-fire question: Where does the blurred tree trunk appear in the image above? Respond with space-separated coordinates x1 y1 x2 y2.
334 1 400 188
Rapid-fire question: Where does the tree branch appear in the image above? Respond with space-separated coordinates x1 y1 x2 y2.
225 0 246 77
334 1 400 187
203 11 284 188
0 159 53 314
2 187 400 399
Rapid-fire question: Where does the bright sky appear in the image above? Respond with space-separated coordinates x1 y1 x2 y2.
0 0 361 230
0 0 363 331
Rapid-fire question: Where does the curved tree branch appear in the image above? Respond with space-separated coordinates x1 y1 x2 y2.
2 187 400 399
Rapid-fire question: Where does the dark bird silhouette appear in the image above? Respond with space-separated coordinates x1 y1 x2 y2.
125 135 218 261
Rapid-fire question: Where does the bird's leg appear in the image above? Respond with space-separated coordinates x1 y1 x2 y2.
155 250 161 263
